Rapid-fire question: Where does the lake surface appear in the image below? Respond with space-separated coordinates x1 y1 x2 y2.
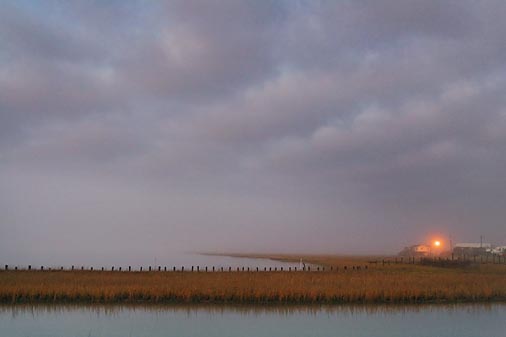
7 253 303 271
153 254 303 270
1 304 505 337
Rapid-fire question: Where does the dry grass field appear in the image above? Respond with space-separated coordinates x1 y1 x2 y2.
1 256 505 304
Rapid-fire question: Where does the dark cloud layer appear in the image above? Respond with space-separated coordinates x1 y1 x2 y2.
1 1 506 265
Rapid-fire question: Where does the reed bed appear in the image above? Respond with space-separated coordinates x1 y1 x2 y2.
1 259 505 304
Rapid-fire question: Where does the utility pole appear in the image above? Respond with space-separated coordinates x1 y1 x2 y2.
480 235 483 248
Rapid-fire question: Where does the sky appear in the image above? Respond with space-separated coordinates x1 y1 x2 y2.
1 1 506 265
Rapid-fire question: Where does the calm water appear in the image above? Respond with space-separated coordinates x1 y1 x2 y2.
7 254 302 271
1 304 505 337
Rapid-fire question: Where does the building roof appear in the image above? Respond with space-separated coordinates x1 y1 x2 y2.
454 243 492 248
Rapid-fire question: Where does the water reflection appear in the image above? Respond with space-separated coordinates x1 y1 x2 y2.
1 303 505 337
1 302 501 318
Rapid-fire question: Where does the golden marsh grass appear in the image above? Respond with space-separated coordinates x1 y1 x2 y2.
1 256 505 304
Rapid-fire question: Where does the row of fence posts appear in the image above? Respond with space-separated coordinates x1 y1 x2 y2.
4 256 504 272
2 264 368 272
377 254 506 265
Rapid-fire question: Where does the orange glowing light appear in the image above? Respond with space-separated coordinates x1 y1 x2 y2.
434 240 441 247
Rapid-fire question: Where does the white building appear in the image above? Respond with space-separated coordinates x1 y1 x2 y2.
454 243 492 249
453 243 492 256
398 244 431 257
491 246 506 256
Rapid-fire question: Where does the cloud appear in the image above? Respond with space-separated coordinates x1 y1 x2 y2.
2 1 506 264
115 1 285 101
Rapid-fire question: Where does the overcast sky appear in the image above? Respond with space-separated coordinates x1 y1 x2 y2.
1 1 506 265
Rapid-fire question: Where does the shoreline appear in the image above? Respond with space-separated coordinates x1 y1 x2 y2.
2 297 506 306
2 300 506 309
